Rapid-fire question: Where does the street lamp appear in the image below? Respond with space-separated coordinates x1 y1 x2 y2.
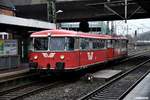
56 10 63 14
55 10 63 29
47 0 63 29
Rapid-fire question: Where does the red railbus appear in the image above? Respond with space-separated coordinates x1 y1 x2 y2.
28 29 128 72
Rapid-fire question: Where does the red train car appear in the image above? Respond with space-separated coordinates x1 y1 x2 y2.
28 29 128 72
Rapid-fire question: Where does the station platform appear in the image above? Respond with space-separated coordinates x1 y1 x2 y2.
124 73 150 100
0 63 29 79
92 69 122 81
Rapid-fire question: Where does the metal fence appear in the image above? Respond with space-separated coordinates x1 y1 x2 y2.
0 55 20 69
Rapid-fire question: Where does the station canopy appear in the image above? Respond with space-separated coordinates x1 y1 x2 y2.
7 0 150 22
56 0 150 22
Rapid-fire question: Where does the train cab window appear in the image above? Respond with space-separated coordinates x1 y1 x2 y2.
51 37 65 51
34 37 48 50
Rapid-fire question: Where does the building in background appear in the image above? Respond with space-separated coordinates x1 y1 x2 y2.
10 0 51 21
0 0 15 16
61 21 111 34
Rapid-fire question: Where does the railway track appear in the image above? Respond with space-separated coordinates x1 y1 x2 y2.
0 78 64 100
0 70 69 100
127 46 150 56
0 72 40 91
0 50 149 100
120 49 150 63
0 50 146 100
0 72 38 83
20 52 150 100
78 58 150 100
20 51 150 100
128 49 145 56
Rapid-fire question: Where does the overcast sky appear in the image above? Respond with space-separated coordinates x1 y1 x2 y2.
115 18 150 36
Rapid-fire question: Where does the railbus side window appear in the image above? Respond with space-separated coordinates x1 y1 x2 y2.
114 40 119 48
122 40 127 48
80 38 90 50
74 38 79 50
107 40 113 48
93 39 106 50
89 38 93 49
67 37 75 50
121 40 123 48
93 39 98 49
115 40 117 48
67 37 80 51
100 40 106 49
118 40 120 48
112 40 115 48
125 40 129 48
125 40 127 48
117 40 119 48
120 40 122 48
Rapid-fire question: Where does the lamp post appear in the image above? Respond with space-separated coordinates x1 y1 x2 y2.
47 0 56 23
125 0 127 23
47 0 63 29
56 10 63 28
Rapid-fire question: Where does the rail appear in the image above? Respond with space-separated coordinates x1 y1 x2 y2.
78 58 150 100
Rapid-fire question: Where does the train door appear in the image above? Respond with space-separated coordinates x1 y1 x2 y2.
66 37 80 68
121 40 128 55
118 40 122 57
75 38 80 67
114 40 121 58
93 39 107 63
113 39 118 58
57 37 80 69
107 39 114 60
79 38 94 66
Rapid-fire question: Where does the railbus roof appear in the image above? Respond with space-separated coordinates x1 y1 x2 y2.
30 29 113 39
111 35 128 40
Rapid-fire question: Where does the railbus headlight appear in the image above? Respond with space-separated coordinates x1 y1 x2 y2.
60 55 65 60
33 56 38 60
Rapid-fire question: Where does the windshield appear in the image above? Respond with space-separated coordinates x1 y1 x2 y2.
34 37 48 50
50 37 65 51
30 37 76 51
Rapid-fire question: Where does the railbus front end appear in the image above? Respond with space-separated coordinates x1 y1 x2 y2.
28 34 80 72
